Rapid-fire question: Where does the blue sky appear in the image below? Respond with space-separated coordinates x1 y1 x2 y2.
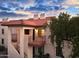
0 0 79 19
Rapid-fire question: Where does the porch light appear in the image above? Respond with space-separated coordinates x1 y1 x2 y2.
35 29 38 33
47 20 51 25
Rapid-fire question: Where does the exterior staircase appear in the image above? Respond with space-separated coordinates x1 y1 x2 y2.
8 41 27 58
8 43 21 58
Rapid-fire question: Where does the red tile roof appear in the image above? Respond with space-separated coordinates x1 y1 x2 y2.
1 17 54 27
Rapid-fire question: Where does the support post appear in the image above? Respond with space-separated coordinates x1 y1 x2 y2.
19 27 24 58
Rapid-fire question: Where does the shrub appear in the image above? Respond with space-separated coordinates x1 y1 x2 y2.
0 45 6 51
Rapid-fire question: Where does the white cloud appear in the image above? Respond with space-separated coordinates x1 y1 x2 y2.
0 0 79 19
62 0 79 5
14 10 34 18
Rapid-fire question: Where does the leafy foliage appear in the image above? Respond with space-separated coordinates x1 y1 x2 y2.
69 17 79 57
49 12 70 57
49 12 79 57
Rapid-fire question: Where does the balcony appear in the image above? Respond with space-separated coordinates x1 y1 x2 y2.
28 37 46 47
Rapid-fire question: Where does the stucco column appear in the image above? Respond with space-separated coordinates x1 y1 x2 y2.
19 27 24 58
27 29 33 58
23 27 34 58
8 28 12 57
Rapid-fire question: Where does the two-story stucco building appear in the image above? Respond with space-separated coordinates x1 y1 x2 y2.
0 15 56 58
0 14 72 58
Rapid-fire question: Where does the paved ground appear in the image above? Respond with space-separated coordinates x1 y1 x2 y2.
0 55 8 58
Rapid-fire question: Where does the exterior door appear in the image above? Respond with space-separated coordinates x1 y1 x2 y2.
33 29 44 58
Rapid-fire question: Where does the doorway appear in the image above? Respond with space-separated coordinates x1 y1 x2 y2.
33 29 44 58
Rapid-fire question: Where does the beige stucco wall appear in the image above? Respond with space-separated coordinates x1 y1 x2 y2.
8 27 22 58
0 26 8 48
62 41 72 58
44 26 56 58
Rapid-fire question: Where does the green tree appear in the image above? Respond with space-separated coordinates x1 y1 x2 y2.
49 12 70 57
49 12 79 58
69 17 79 57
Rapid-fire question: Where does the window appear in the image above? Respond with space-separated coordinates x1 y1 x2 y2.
11 28 17 42
2 39 4 44
38 29 43 37
38 29 45 37
24 29 30 35
12 34 17 42
2 29 4 34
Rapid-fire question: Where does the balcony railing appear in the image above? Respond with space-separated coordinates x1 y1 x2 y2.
28 37 46 47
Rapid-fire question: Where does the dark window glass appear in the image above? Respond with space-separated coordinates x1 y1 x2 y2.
24 29 30 35
2 29 4 34
2 39 4 44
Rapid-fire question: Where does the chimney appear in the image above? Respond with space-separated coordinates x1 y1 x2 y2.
2 18 8 22
40 13 45 19
34 13 39 20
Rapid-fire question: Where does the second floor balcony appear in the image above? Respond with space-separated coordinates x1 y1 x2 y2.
28 37 46 47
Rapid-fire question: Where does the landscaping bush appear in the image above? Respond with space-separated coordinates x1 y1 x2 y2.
0 45 6 51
